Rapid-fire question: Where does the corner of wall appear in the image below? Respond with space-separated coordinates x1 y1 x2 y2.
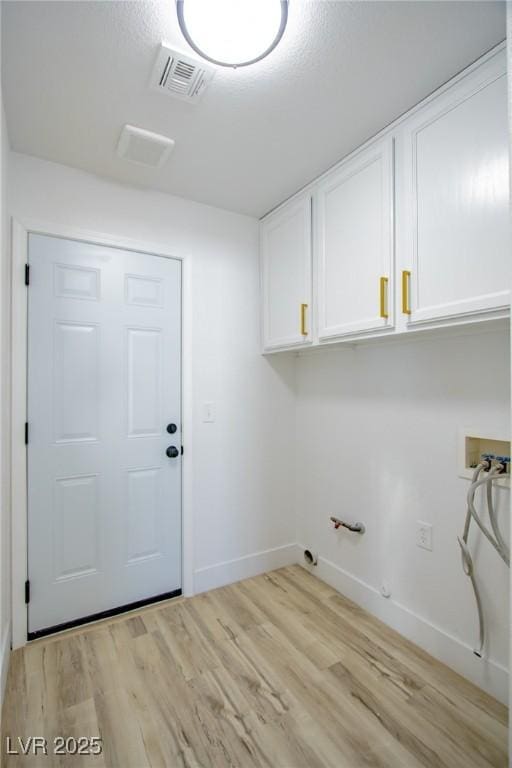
506 0 512 740
0 1 13 715
0 620 11 712
194 543 298 594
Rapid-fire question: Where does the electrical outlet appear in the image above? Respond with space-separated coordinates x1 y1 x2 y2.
416 521 433 551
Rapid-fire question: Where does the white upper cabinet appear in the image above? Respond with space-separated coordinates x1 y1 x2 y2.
259 45 508 354
400 50 509 325
316 136 394 340
261 196 312 351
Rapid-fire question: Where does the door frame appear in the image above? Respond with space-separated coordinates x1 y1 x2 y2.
11 217 193 648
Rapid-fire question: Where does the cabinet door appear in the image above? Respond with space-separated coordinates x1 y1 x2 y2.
402 51 509 325
261 196 312 351
316 136 394 340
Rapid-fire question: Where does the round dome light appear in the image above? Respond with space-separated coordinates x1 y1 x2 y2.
176 0 288 69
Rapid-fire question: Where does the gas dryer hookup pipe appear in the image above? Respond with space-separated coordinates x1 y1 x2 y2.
330 517 366 534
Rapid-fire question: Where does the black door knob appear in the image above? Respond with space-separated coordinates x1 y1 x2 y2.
166 446 179 458
167 423 177 434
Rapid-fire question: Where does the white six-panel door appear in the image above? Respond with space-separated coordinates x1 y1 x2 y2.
401 51 509 325
27 234 182 635
316 136 394 340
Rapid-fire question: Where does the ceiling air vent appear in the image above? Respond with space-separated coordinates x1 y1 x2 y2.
150 44 215 104
117 125 175 168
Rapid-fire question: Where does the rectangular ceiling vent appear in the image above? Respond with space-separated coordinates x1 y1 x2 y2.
150 45 215 104
117 125 175 169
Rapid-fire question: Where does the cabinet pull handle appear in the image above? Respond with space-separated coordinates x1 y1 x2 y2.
300 303 308 336
402 270 412 315
379 277 389 319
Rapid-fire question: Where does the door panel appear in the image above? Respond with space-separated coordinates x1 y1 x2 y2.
316 136 394 339
54 474 99 580
127 327 162 437
27 234 182 635
54 263 100 300
402 51 509 324
261 196 312 350
54 321 99 442
125 274 163 307
125 467 162 564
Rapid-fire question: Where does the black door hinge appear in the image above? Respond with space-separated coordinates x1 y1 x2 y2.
181 446 184 455
25 264 30 286
24 422 29 445
25 580 30 604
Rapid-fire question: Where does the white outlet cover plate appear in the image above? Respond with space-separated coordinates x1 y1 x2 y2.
417 521 433 551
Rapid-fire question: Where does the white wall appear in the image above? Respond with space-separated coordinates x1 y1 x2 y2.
507 0 512 742
7 152 510 706
0 8 11 708
295 329 510 703
8 152 297 599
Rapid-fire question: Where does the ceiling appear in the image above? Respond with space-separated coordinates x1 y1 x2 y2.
2 1 506 217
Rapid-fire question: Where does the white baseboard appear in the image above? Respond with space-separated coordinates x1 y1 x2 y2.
194 543 297 594
296 545 508 705
0 622 11 714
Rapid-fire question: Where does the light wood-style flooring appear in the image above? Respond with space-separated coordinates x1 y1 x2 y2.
1 565 508 767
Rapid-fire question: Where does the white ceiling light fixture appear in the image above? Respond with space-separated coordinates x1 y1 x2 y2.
176 0 288 69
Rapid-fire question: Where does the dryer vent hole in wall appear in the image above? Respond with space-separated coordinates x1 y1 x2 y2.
303 549 318 566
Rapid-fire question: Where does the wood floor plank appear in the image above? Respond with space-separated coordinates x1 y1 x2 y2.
187 600 294 728
323 589 507 724
1 565 507 767
408 684 507 767
240 620 426 768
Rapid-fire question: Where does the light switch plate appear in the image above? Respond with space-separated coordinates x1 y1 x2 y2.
202 402 215 423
